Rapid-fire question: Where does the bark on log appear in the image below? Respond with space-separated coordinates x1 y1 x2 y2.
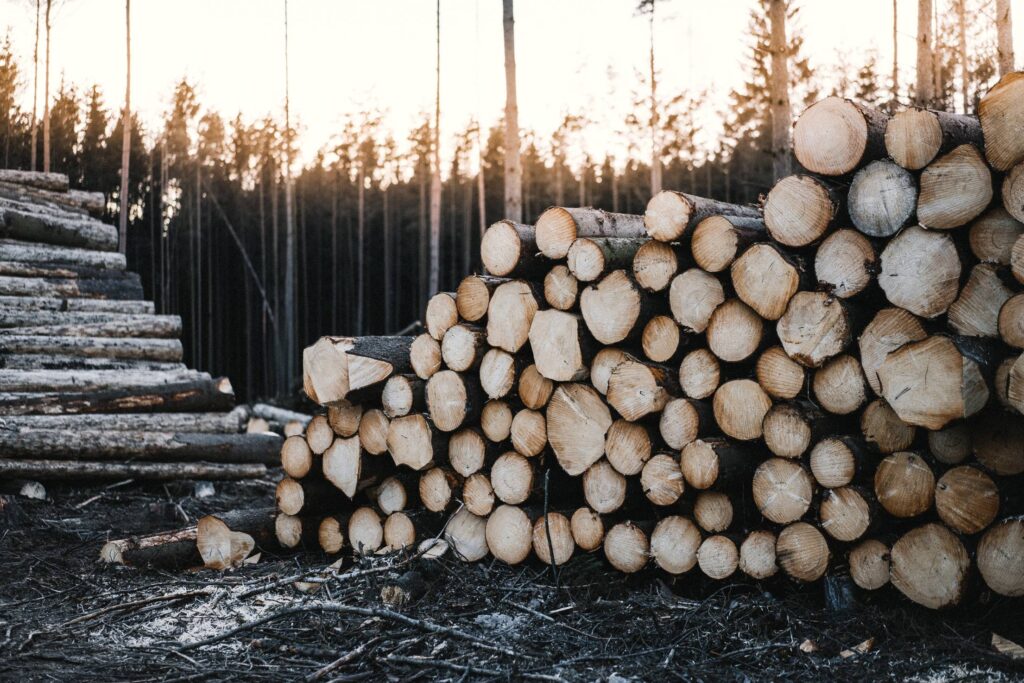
0 273 143 299
690 215 766 273
0 294 153 313
0 368 213 393
0 203 118 250
567 237 646 283
0 170 69 192
0 334 181 361
535 207 646 260
479 220 545 278
302 336 414 405
917 145 993 229
0 411 244 433
3 458 265 482
793 97 889 176
0 376 235 415
885 107 984 170
0 354 184 371
643 190 761 242
0 238 125 269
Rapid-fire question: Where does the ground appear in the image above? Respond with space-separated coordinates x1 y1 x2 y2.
2 479 1024 682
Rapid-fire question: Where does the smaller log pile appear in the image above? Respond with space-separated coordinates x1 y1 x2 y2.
0 170 282 485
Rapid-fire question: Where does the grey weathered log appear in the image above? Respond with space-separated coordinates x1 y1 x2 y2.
0 311 181 338
847 159 917 237
0 354 185 371
0 411 246 433
0 368 205 394
0 273 144 299
0 295 154 313
0 202 118 250
0 170 70 192
793 97 889 176
0 376 235 415
0 429 280 463
643 190 761 243
0 334 182 361
0 181 104 215
0 459 267 482
0 238 125 269
535 207 647 260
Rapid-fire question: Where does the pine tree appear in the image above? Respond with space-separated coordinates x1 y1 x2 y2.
0 31 21 168
48 77 80 179
80 84 109 191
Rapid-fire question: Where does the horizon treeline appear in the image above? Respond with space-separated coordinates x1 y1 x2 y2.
0 0 1007 402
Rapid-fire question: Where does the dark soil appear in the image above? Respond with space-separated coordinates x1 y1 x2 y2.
2 478 1024 682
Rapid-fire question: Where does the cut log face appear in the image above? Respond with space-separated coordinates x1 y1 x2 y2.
713 379 772 441
848 160 917 237
643 190 761 242
995 356 1018 409
694 491 733 533
479 348 517 399
570 507 605 551
410 334 442 380
641 453 685 506
755 346 805 400
890 523 969 609
486 280 539 353
731 243 801 321
886 108 948 170
425 292 458 341
605 419 652 475
327 402 363 438
691 215 766 273
306 415 335 454
463 472 495 516
1003 163 1024 224
442 324 486 372
879 336 989 430
999 294 1024 349
384 512 416 549
303 336 414 405
861 399 917 453
426 370 476 432
979 71 1024 172
927 421 972 465
739 530 778 580
381 375 420 419
197 516 255 569
812 354 867 415
658 398 704 451
518 364 554 410
603 522 649 573
809 437 858 488
917 145 993 229
650 515 702 575
348 507 384 555
543 265 578 311
358 409 390 455
706 299 763 362
698 535 738 580
977 518 1024 597
510 409 546 457
794 97 887 176
762 403 813 458
680 438 748 490
532 513 575 566
318 516 345 554
815 229 877 298
949 264 1013 338
281 435 313 479
419 467 456 512
386 414 435 470
485 504 533 565
580 270 646 345
874 452 935 518
776 292 851 368
641 315 680 363
776 522 830 582
456 274 501 322
448 428 486 476
546 383 613 475
858 307 928 396
679 348 720 399
607 359 672 421
481 400 513 442
567 237 645 283
849 539 890 590
752 458 813 524
819 487 871 542
632 240 678 292
669 268 724 333
536 207 646 259
480 220 538 277
969 207 1024 265
763 175 838 247
935 466 999 535
445 508 489 562
583 459 627 513
376 476 408 515
590 347 629 395
528 309 589 382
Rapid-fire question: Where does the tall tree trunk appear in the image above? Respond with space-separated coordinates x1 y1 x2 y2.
283 0 297 395
502 0 522 223
331 173 338 332
384 183 393 332
957 0 968 112
476 133 486 242
996 0 1015 77
357 164 365 334
769 0 791 182
30 0 39 174
42 0 51 174
119 0 131 255
649 7 662 195
428 0 442 298
892 0 899 106
916 0 934 106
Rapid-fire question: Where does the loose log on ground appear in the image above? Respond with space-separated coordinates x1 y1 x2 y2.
0 458 266 481
948 264 1013 338
650 515 701 575
510 408 546 457
528 309 591 382
978 71 1024 172
605 419 652 475
680 438 752 490
358 409 390 455
486 280 540 353
479 348 517 399
776 292 851 367
570 507 605 551
444 508 489 561
697 535 739 580
889 523 969 608
812 354 867 415
410 334 442 380
752 458 814 524
793 97 888 176
607 358 676 421
776 522 830 582
706 299 763 362
858 307 928 395
567 237 646 282
763 175 841 247
815 229 877 298
917 145 993 229
643 190 760 243
632 240 678 292
679 348 720 399
847 160 917 237
874 452 935 518
425 292 458 340
713 379 772 441
426 370 481 432
518 364 554 410
755 346 805 400
583 459 627 513
641 453 685 506
480 221 544 278
441 324 487 372
849 539 890 590
455 274 508 322
463 472 495 516
690 215 766 273
543 264 578 311
486 504 532 564
976 517 1024 597
491 451 534 504
536 207 647 260
533 513 575 566
819 486 872 542
303 336 414 405
480 400 513 442
935 465 999 535
546 383 613 475
603 522 649 573
739 530 778 580
669 268 724 333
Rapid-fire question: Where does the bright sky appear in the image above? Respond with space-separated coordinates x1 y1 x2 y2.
2 0 1023 170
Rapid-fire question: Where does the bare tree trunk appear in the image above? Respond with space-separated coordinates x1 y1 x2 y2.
118 0 131 255
769 0 791 181
916 0 934 106
283 0 297 394
957 0 969 113
476 126 486 242
30 0 40 172
502 0 522 223
648 7 662 195
892 0 899 106
428 0 442 297
996 0 1015 77
42 0 51 174
357 164 365 334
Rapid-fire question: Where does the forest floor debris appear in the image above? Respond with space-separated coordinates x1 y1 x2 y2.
3 481 1024 681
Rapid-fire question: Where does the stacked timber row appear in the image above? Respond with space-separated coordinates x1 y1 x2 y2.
276 73 1024 610
0 169 282 485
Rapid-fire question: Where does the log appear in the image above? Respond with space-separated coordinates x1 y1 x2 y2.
0 170 69 192
776 522 830 582
878 335 990 429
1000 294 1024 349
976 517 1024 597
0 354 185 371
478 348 517 399
481 400 513 442
793 97 888 176
375 475 409 514
0 334 181 361
528 309 591 382
323 436 363 497
973 407 1024 475
543 264 578 311
763 175 840 247
419 467 457 512
486 280 540 353
814 229 877 299
327 402 364 438
659 397 711 451
0 376 235 415
819 486 872 542
441 324 487 373
994 356 1019 410
751 458 813 524
518 364 554 410
694 491 734 533
386 414 441 470
0 429 280 464
348 507 384 554
590 347 629 395
463 472 495 516
444 508 489 561
690 215 767 273
305 414 335 453
479 220 544 278
643 190 761 243
640 453 685 506
762 401 832 458
860 398 917 453
808 436 865 489
606 357 676 421
935 465 999 535
679 348 720 399
380 375 425 418
712 379 772 441
532 512 575 566
705 299 763 362
0 368 216 394
426 370 482 432
486 504 533 564
858 307 928 396
669 268 724 333
812 354 867 415
603 521 649 573
948 263 1013 338
546 383 612 475
0 273 142 299
874 451 935 518
927 421 972 465
281 435 313 478
0 204 118 250
1015 234 1024 285
358 408 390 455
314 515 347 554
754 346 805 400
302 336 414 405
641 315 681 363
739 530 778 580
0 238 125 269
889 523 969 608
697 535 739 580
0 294 153 313
969 207 1024 265
917 145 993 229
177 515 254 569
455 274 508 322
276 476 351 516
570 507 604 552
580 270 658 345
605 419 652 476
2 458 265 482
978 71 1024 172
0 411 244 433
536 207 646 260
776 291 851 367
632 240 678 292
448 428 486 476
583 459 627 513
730 243 803 321
384 512 416 550
1003 162 1024 223
510 408 546 457
680 438 753 490
848 539 890 590
846 160 917 238
425 292 458 341
567 237 646 283
885 107 984 170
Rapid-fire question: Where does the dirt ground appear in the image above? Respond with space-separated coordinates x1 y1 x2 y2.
3 478 1024 682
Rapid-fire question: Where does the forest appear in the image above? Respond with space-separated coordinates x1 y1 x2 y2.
0 0 1008 401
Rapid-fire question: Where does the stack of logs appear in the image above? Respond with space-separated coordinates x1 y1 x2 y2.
277 73 1024 610
0 169 282 488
